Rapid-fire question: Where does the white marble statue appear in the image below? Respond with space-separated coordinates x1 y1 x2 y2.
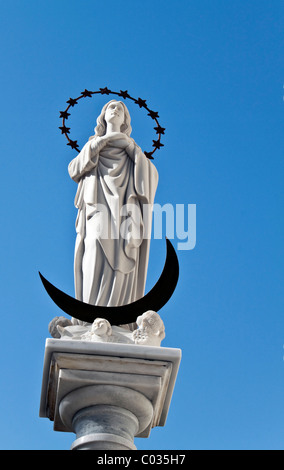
133 310 165 346
68 100 158 327
81 318 135 344
48 311 165 347
81 318 112 342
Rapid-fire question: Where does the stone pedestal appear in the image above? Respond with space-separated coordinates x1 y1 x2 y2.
39 338 181 450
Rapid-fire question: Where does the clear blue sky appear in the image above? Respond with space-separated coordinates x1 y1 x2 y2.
0 0 283 450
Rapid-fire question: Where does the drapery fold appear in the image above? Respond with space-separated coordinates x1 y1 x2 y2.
68 136 158 310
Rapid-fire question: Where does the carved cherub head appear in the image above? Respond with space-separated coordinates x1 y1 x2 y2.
91 318 112 337
136 310 165 342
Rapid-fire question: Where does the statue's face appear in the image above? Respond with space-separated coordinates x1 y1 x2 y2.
104 101 125 129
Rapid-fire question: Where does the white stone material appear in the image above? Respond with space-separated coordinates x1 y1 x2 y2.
39 338 181 449
49 310 166 347
133 310 165 346
68 100 158 317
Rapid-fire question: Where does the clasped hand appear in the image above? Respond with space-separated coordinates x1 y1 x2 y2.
102 132 133 149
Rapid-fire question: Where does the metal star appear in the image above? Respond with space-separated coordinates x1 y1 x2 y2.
154 125 165 135
118 90 130 99
59 125 70 135
66 97 78 107
59 87 164 158
135 98 147 108
81 89 93 98
144 151 154 159
148 110 159 120
152 139 164 149
67 139 79 150
59 110 70 119
99 87 111 95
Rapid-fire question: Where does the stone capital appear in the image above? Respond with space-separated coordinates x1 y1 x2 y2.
39 338 181 449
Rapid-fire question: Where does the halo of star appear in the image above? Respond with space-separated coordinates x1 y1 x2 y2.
59 87 165 159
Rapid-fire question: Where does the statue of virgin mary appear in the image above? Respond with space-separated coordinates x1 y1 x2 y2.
68 100 158 326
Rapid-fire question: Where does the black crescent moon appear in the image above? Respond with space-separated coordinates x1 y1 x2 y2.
39 238 179 325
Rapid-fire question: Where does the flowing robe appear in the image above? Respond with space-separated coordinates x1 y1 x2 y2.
68 136 158 312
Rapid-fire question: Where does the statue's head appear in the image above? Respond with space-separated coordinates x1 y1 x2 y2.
94 100 132 137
